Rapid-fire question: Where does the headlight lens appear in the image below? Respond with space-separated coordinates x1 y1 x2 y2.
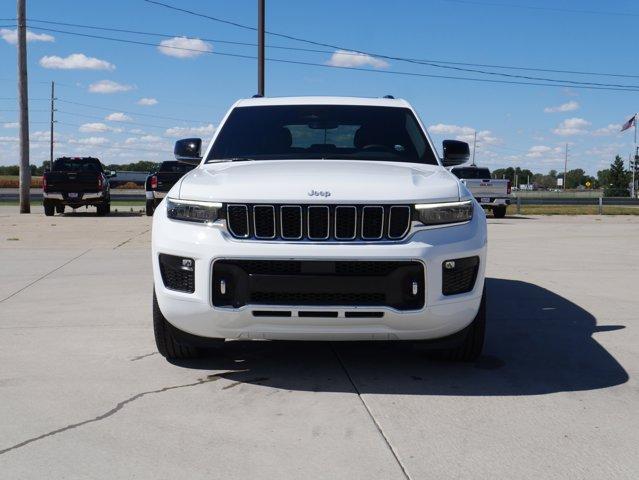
415 200 473 225
166 198 221 224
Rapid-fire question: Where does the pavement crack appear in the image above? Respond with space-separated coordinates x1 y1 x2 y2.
129 352 159 361
0 373 224 456
0 249 91 303
113 228 150 250
330 343 412 480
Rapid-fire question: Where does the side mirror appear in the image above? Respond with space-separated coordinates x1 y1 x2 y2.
174 138 202 165
442 140 470 167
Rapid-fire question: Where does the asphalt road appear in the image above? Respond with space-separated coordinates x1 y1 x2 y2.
0 208 637 479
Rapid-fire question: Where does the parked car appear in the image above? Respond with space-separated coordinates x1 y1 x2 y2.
145 161 196 216
42 157 111 216
450 166 511 218
152 96 487 361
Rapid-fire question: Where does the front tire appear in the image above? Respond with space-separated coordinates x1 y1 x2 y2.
493 205 507 218
436 288 486 362
153 290 203 360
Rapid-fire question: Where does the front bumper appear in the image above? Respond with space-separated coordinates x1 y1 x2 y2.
152 202 487 341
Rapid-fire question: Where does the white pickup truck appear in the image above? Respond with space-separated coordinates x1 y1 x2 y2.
450 166 511 218
152 96 487 362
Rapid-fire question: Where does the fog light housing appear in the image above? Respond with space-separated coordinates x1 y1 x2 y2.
159 254 195 293
442 256 479 296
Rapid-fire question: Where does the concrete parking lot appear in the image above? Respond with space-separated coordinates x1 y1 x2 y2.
1 207 637 479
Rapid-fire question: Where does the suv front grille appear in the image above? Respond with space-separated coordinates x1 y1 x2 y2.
224 204 412 241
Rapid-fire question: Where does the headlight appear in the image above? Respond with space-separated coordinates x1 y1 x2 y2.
166 198 221 224
415 200 473 225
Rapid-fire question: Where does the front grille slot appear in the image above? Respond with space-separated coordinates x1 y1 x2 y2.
225 204 411 241
253 205 275 239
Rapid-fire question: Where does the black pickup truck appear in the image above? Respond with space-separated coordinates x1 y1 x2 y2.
145 161 195 215
42 157 111 216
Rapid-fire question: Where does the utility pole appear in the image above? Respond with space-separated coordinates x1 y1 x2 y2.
563 143 568 191
471 130 477 166
257 0 265 96
49 81 55 171
17 0 30 213
633 146 638 198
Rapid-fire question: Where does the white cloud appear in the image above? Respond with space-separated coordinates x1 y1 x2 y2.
428 124 500 145
105 112 132 122
592 124 621 137
552 117 591 136
39 53 115 71
544 101 579 113
79 122 123 133
69 136 109 146
428 124 475 135
525 145 552 158
164 124 216 137
129 128 145 134
158 37 212 58
3 122 18 129
137 97 158 106
0 28 54 45
326 50 389 69
88 80 134 94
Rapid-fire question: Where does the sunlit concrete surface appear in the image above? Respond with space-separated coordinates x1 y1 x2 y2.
1 206 637 479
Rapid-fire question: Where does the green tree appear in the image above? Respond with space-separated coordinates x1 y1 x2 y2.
603 155 630 197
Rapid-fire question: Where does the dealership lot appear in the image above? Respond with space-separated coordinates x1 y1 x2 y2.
0 207 637 479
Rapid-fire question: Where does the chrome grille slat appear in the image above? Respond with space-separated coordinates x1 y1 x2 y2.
226 204 410 241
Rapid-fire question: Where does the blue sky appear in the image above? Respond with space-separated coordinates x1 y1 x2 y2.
1 0 638 174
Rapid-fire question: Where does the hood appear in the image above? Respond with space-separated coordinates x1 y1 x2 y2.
177 160 460 203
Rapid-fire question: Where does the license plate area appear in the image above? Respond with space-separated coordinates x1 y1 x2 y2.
68 192 79 198
480 197 491 203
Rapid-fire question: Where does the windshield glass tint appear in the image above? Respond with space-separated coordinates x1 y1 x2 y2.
452 168 491 179
208 105 438 164
159 161 194 173
53 159 102 172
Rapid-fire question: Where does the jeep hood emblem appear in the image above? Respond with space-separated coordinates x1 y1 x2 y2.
308 190 331 197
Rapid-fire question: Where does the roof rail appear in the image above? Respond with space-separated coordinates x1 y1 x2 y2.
382 95 395 99
252 94 264 98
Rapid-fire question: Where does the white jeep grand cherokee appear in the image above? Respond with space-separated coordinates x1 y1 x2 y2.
152 96 487 361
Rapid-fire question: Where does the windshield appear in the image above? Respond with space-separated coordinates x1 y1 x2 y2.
452 168 491 179
207 105 438 165
53 158 103 173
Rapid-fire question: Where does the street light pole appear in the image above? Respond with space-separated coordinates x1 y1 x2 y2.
257 0 265 96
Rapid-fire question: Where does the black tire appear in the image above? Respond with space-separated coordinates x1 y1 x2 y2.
44 202 55 216
146 199 155 216
493 206 507 218
96 203 108 216
56 204 65 214
436 288 486 362
153 290 203 360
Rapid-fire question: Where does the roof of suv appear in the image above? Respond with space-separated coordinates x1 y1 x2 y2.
234 96 411 108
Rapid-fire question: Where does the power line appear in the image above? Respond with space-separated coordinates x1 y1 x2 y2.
141 0 639 88
56 99 211 124
24 25 639 92
21 18 639 80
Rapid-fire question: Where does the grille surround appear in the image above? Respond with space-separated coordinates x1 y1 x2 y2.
225 204 412 242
